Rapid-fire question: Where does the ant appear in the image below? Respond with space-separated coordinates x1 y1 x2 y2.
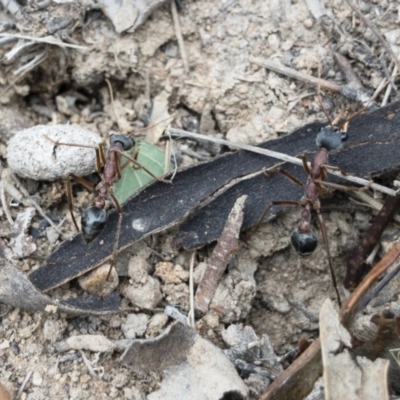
289 118 348 307
255 110 350 307
47 132 171 281
45 79 174 287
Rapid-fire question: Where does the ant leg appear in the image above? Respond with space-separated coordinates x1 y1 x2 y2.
315 204 342 307
119 147 140 172
301 155 311 176
68 173 97 191
245 200 300 241
106 193 123 281
277 168 306 188
96 144 107 173
44 134 106 174
115 148 138 180
117 150 172 184
66 173 97 232
44 135 101 151
331 109 347 126
66 178 79 232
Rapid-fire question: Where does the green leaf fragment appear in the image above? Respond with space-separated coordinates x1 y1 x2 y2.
113 140 173 204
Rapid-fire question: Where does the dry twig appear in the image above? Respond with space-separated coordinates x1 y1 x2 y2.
195 195 246 314
168 127 397 196
249 56 341 93
170 0 189 73
0 33 88 50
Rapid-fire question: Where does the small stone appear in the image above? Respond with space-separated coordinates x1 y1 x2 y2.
43 319 65 343
121 314 149 339
193 262 207 284
282 39 294 51
78 264 119 296
46 227 60 245
154 262 189 283
121 275 162 309
32 372 43 386
109 315 123 328
80 374 91 384
109 387 119 398
196 310 220 331
222 324 258 348
303 18 313 29
112 372 128 388
267 33 280 50
7 124 102 181
163 283 190 311
146 313 168 338
0 340 10 350
128 257 152 283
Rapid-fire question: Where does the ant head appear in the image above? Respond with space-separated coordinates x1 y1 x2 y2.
110 134 135 151
290 229 318 256
81 207 107 243
316 126 348 151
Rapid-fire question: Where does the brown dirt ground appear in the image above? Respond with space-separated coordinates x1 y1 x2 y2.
1 0 400 399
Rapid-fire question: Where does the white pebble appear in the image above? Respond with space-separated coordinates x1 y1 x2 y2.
46 226 60 245
32 372 43 386
121 314 149 339
0 340 10 350
7 124 102 181
146 313 168 338
121 276 162 309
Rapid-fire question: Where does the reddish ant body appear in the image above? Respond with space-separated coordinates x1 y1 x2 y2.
49 132 169 281
257 119 349 306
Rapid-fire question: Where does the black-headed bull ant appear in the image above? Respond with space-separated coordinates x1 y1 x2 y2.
46 129 172 283
253 110 352 307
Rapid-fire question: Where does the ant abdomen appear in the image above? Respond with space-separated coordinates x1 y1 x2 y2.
81 207 107 243
316 126 348 151
110 134 134 151
290 229 318 257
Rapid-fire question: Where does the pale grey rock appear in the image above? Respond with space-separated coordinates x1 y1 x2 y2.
7 124 102 181
122 313 150 339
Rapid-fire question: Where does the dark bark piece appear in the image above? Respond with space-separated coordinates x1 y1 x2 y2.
29 101 400 292
29 121 323 292
62 293 120 311
177 101 400 249
345 194 400 288
0 259 119 314
175 165 306 249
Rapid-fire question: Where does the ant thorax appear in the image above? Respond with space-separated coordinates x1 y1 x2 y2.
316 126 348 151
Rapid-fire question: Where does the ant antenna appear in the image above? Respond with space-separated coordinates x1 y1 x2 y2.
317 61 334 127
105 78 123 133
336 76 392 131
